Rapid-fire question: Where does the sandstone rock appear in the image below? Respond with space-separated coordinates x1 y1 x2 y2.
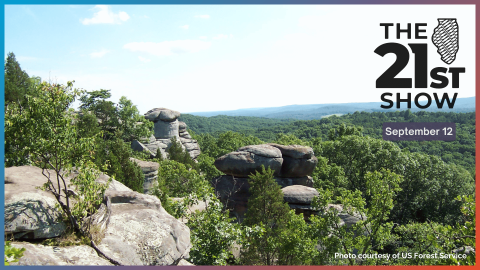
5 193 66 240
177 259 194 266
154 119 179 139
275 176 313 188
129 158 160 194
144 108 181 122
131 140 155 158
9 242 112 265
267 144 318 177
97 190 191 265
280 155 318 178
282 185 319 205
326 204 363 229
180 138 201 159
178 121 187 131
179 131 193 139
129 158 160 173
268 143 314 159
5 166 67 240
237 144 282 158
4 166 130 240
214 151 283 177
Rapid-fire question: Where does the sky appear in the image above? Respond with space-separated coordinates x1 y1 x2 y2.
5 5 476 114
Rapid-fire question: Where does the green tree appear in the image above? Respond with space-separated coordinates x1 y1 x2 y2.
4 81 110 238
4 52 34 107
94 138 144 193
79 89 119 140
317 135 474 225
167 137 197 169
187 194 243 265
240 166 291 265
311 169 403 265
117 96 153 142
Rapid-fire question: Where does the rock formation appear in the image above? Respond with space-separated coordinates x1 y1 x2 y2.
130 157 160 194
281 185 320 218
4 166 191 266
213 144 318 220
131 108 200 160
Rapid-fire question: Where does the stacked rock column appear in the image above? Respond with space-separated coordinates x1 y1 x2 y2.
213 144 319 221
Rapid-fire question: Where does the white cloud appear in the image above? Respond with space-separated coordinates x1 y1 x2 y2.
90 49 110 58
138 56 151 63
194 14 210 19
81 5 130 25
123 40 211 56
180 25 189 30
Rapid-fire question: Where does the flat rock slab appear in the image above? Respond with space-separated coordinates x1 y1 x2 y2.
144 108 181 122
282 185 319 205
9 242 112 265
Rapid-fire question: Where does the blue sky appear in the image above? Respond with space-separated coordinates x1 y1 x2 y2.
5 5 476 114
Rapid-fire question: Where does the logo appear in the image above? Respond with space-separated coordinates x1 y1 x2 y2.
375 20 465 110
432 19 459 65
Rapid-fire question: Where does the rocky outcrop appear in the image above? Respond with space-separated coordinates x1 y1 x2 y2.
5 166 68 240
214 145 283 177
97 190 191 265
8 242 113 265
132 108 200 160
282 185 320 218
130 158 160 194
4 166 191 266
268 143 318 177
213 144 318 220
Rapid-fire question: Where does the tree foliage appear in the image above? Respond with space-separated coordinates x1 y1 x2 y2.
240 166 317 265
4 52 35 107
5 81 109 236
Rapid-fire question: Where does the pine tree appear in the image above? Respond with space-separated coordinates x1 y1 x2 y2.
4 52 33 107
240 166 291 265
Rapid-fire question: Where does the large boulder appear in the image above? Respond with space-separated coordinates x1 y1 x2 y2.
282 185 319 218
214 145 283 177
282 185 319 205
8 242 112 265
268 144 318 177
280 156 318 178
97 190 191 265
268 143 314 159
144 108 181 122
154 119 179 139
4 166 131 240
5 166 67 240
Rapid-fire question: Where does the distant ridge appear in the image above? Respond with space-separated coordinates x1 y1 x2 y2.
188 97 475 120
